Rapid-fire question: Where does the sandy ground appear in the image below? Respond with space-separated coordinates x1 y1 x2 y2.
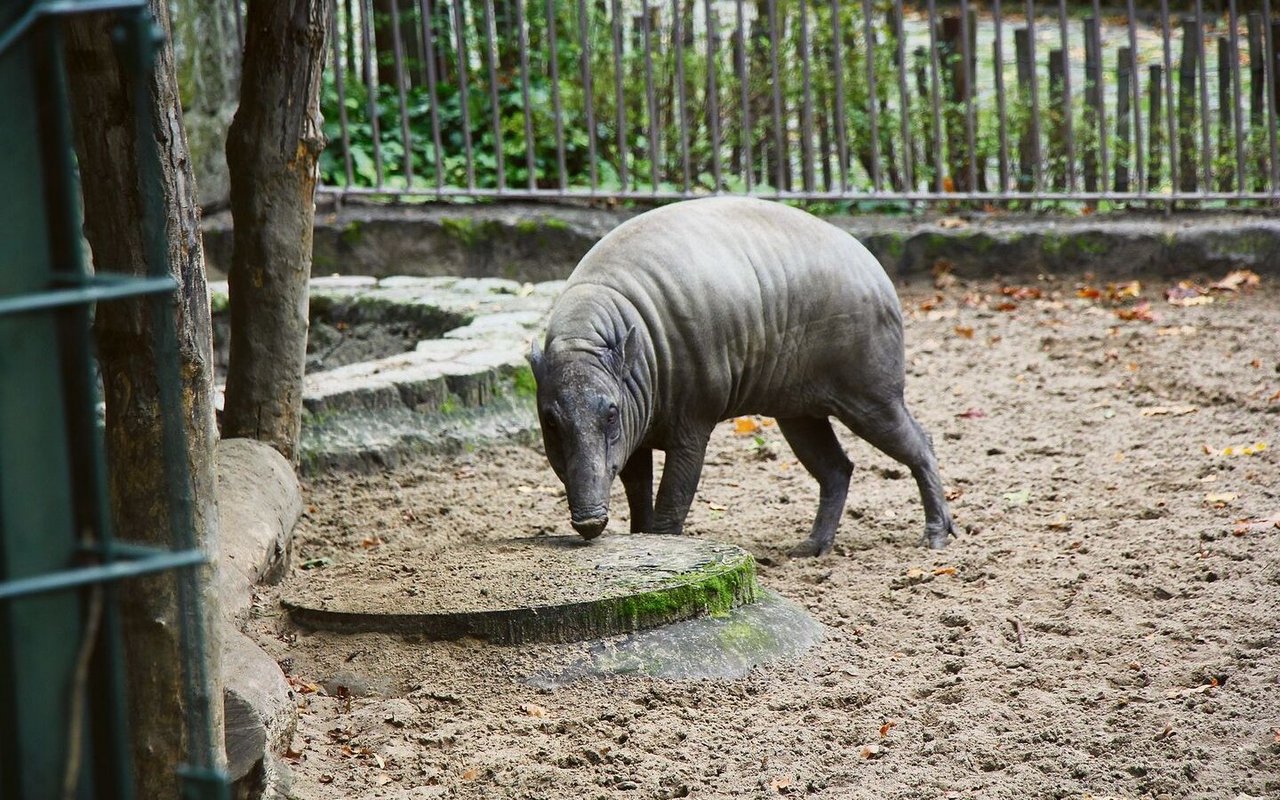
249 273 1280 800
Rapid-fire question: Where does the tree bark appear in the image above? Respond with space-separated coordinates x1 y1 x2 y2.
64 3 224 797
222 0 331 464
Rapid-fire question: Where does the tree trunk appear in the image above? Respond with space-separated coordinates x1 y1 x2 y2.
222 0 330 464
64 3 224 797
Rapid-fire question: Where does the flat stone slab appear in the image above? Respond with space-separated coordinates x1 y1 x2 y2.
281 534 759 644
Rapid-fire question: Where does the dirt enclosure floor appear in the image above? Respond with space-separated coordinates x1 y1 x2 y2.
251 274 1280 800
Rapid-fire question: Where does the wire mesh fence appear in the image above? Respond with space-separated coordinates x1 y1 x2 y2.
316 0 1280 207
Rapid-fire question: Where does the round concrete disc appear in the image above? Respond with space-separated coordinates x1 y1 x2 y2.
282 534 759 644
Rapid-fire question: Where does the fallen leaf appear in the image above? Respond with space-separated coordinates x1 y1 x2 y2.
360 535 384 549
1222 441 1268 457
918 294 945 312
995 301 1018 312
1108 280 1142 300
1270 389 1280 403
859 744 884 759
521 703 548 718
319 774 334 784
1140 405 1198 417
1116 301 1156 322
1153 720 1175 741
461 768 479 781
954 325 975 339
1272 727 1280 743
1000 285 1043 300
956 407 986 419
707 502 728 512
1003 488 1031 506
932 566 956 577
1168 293 1213 307
932 259 957 289
1250 359 1262 369
734 416 761 435
1209 269 1261 292
1204 492 1239 507
938 216 967 229
454 466 477 479
1076 286 1102 300
1234 512 1280 535
1164 280 1210 306
1048 515 1073 531
879 721 898 737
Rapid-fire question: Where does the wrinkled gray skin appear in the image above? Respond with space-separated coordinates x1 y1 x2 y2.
529 197 955 556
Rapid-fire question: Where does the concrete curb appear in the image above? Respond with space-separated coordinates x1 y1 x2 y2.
214 438 304 796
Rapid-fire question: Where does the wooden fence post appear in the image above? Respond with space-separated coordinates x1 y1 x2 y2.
1178 19 1199 192
1048 48 1065 191
1014 28 1034 191
1148 64 1163 190
1116 46 1131 193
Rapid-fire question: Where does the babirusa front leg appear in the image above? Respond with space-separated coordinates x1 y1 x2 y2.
649 430 712 535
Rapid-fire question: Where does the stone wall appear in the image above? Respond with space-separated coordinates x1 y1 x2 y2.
201 202 1280 283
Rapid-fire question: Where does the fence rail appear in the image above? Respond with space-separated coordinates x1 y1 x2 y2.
316 0 1280 207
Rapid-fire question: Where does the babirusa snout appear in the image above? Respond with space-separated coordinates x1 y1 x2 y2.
570 511 609 539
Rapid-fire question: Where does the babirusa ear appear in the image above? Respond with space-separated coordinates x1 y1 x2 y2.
528 337 546 384
620 325 639 373
606 325 639 379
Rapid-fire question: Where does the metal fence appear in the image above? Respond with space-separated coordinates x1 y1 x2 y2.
315 0 1280 206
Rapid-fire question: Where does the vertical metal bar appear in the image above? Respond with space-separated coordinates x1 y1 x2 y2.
515 0 537 190
360 0 384 187
389 0 415 187
705 0 722 191
453 0 476 191
893 0 913 192
1091 0 1108 200
925 0 945 192
330 9 356 187
993 0 1010 192
547 0 568 191
1056 0 1075 192
1264 0 1279 195
1195 0 1212 193
1025 0 1042 192
673 0 691 192
861 0 882 192
610 0 628 192
413 0 429 87
767 0 785 192
736 0 752 192
1160 0 1178 199
642 6 660 192
419 0 446 192
1230 0 1246 195
958 0 977 194
576 0 599 192
798 0 816 192
482 0 506 191
832 0 850 192
1126 0 1144 195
